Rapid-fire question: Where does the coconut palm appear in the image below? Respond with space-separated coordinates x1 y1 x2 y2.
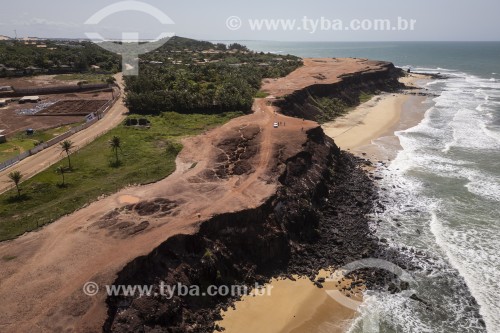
60 140 74 169
109 136 122 165
8 171 23 197
55 165 66 186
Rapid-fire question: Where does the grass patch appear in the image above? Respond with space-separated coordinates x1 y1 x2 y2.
53 73 113 83
311 96 349 123
254 91 269 98
309 91 378 123
0 142 24 162
0 124 82 163
0 111 243 241
359 92 374 103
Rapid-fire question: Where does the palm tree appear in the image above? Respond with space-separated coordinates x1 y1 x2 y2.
55 165 66 186
106 76 116 85
8 171 23 197
109 136 122 165
60 140 74 169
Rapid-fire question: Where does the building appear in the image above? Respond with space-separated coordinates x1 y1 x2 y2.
25 66 43 74
19 96 41 104
85 112 96 123
21 37 39 42
1 65 22 76
0 35 11 41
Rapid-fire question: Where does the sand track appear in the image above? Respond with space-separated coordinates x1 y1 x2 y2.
0 73 126 194
0 58 385 332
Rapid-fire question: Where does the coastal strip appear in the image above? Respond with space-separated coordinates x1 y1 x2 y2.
103 60 410 332
214 73 433 333
0 58 408 333
323 73 431 158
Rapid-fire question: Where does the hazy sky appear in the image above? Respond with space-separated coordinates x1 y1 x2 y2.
0 0 499 41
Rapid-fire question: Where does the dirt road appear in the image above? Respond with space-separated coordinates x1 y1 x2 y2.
0 96 316 333
0 73 127 194
0 59 384 332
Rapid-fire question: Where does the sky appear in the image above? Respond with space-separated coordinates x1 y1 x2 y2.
0 0 499 41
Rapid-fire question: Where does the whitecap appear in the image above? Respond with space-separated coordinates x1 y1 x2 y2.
465 175 500 202
480 122 500 144
429 211 500 332
372 66 500 333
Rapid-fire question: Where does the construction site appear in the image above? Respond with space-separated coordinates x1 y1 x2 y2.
0 75 115 137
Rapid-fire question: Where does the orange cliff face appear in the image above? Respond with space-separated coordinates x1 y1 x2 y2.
262 58 398 98
261 58 404 122
0 58 394 333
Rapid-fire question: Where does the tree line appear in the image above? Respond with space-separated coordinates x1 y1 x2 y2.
0 40 121 74
125 38 302 114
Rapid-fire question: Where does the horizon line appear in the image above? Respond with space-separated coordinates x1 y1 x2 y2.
1 35 500 43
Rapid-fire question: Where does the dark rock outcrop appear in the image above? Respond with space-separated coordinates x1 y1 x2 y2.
273 62 404 121
103 126 387 333
102 63 414 332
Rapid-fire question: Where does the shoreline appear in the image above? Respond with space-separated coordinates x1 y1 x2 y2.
215 73 433 333
0 58 413 332
216 270 364 333
322 73 432 159
322 93 412 152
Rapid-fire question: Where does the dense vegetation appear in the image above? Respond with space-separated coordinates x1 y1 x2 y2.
0 39 120 75
0 37 302 114
309 92 374 123
0 37 302 240
125 37 302 114
312 96 349 123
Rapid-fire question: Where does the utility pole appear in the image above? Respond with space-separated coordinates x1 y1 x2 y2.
13 30 17 40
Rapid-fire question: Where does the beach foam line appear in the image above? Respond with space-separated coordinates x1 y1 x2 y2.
429 210 500 332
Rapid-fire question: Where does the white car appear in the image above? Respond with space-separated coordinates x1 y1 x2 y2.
273 122 279 128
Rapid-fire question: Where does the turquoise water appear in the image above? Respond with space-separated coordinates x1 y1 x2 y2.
233 42 500 333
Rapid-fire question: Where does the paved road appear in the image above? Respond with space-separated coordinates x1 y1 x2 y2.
0 73 127 194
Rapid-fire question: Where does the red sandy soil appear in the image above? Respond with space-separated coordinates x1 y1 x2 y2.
37 99 110 116
0 58 386 332
0 75 84 89
0 91 113 137
0 76 123 194
262 58 388 97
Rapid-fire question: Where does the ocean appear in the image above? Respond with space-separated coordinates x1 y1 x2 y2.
232 41 500 333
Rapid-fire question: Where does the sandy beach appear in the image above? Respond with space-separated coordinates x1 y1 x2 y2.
323 73 431 159
216 73 432 333
216 271 363 333
322 93 410 151
0 58 388 333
